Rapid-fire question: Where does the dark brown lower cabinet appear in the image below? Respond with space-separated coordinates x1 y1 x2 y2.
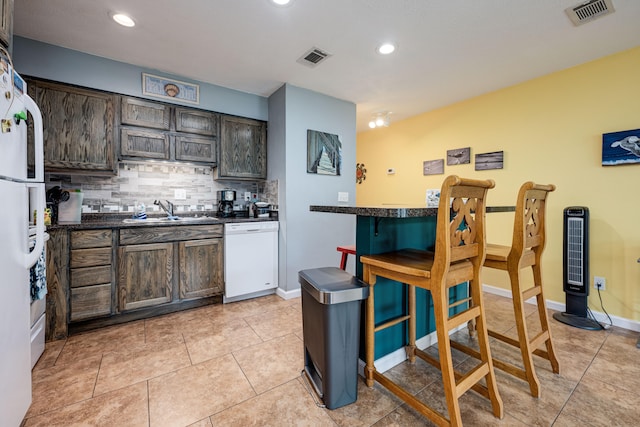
179 238 224 299
46 224 225 341
118 242 174 311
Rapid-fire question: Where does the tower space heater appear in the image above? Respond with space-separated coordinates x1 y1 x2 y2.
553 207 600 330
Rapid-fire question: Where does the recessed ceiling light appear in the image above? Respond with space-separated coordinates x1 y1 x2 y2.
271 0 292 5
377 43 396 55
112 13 135 27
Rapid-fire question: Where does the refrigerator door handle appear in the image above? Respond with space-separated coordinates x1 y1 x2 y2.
22 93 46 269
24 183 44 269
23 94 44 183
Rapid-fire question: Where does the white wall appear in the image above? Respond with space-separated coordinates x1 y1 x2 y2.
269 84 356 292
13 37 268 120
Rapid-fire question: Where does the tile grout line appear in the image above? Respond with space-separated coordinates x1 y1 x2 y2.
549 331 609 426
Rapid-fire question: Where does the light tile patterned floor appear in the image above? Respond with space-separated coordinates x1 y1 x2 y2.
23 293 640 426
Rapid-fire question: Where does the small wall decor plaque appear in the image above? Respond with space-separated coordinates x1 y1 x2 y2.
447 147 471 165
423 159 444 175
307 129 342 176
426 189 440 207
475 151 504 171
602 128 640 166
142 73 200 104
356 163 367 184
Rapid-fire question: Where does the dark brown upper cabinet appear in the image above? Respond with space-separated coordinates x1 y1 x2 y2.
217 115 267 180
0 0 13 50
121 97 170 130
32 80 117 175
176 107 218 136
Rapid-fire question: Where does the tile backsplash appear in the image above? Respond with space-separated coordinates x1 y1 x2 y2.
47 161 278 214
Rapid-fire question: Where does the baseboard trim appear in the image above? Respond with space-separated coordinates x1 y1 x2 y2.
482 283 640 333
276 286 301 300
358 323 466 376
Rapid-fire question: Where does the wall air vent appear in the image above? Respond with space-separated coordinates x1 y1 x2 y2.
565 0 615 26
297 47 332 68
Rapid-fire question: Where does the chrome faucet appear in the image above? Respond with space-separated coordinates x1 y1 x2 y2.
154 200 175 217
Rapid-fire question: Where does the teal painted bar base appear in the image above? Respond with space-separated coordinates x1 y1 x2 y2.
355 216 468 360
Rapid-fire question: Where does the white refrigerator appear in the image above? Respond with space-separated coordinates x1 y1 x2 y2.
0 59 45 426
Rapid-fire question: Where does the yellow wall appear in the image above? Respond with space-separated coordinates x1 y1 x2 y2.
356 46 640 322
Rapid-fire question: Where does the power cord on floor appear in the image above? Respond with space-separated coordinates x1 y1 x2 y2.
586 307 605 330
586 287 613 330
595 287 613 328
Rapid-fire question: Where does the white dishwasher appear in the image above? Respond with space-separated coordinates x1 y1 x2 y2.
224 221 279 302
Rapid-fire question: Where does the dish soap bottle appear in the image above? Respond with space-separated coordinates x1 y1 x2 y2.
133 201 147 220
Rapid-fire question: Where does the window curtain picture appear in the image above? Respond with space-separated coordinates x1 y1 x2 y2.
307 129 342 175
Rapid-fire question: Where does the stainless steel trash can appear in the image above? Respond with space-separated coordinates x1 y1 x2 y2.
298 267 369 409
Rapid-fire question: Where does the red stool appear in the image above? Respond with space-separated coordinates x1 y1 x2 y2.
337 245 356 270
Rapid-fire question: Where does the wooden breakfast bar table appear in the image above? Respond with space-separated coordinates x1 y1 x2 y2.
309 204 515 363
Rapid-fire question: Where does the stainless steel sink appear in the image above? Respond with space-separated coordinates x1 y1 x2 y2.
122 216 216 224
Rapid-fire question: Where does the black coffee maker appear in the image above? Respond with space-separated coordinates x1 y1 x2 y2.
46 186 70 225
217 190 236 217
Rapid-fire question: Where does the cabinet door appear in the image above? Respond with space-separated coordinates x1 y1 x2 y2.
175 135 216 163
179 238 223 299
35 81 116 174
0 0 12 49
218 116 267 180
121 97 170 130
121 128 170 160
118 243 173 311
176 108 218 136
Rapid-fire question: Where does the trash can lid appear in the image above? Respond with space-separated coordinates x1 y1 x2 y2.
298 267 369 304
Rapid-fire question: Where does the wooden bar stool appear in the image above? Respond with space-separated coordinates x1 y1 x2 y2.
482 182 559 398
360 175 503 426
337 245 356 270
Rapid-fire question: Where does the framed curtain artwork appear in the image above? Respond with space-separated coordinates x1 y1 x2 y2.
307 129 342 176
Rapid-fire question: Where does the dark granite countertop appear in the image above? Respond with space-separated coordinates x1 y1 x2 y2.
47 212 278 231
309 205 515 217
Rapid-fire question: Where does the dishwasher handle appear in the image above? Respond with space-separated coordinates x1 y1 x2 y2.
224 222 279 235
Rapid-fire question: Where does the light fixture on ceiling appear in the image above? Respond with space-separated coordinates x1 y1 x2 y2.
112 13 135 27
271 0 292 6
368 112 391 129
376 42 396 55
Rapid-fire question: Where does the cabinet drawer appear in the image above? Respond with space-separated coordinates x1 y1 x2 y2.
176 135 216 163
71 265 112 288
71 247 112 268
121 97 170 130
176 108 218 136
121 128 170 160
71 230 112 249
70 284 112 321
120 225 223 245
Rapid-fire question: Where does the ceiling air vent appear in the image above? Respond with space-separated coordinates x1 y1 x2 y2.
297 47 332 68
565 0 615 26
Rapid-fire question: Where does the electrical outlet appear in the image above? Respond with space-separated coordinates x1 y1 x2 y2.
338 192 349 202
594 276 606 291
174 189 187 200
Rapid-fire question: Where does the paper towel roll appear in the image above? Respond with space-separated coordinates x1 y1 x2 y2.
58 191 83 223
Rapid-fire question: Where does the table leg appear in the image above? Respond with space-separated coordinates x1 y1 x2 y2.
364 265 376 387
407 284 416 362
